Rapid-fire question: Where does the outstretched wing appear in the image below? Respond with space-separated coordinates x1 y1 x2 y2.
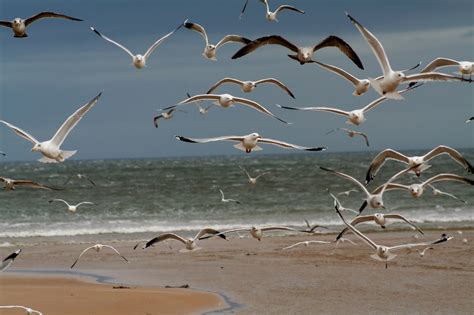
216 35 252 49
175 135 243 144
254 78 295 98
233 96 289 124
384 214 424 235
232 35 299 59
259 138 326 151
313 35 364 69
365 149 410 184
276 104 350 117
206 78 245 94
420 57 460 73
422 145 473 173
90 27 135 58
421 173 474 187
70 246 94 269
144 233 187 248
0 120 39 145
25 12 82 26
0 21 13 28
274 5 305 15
144 19 186 58
313 60 362 86
184 22 209 46
102 245 129 263
320 166 370 196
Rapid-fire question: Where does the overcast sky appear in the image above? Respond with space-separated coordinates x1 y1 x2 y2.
0 0 473 162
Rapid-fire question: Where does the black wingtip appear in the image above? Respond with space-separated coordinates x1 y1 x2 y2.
153 116 160 128
184 22 194 29
307 146 327 152
319 166 334 173
358 200 368 213
90 26 101 37
175 135 197 143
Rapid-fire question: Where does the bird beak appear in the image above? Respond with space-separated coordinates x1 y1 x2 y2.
381 205 386 209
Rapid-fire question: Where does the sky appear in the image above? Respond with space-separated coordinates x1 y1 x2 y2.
0 0 473 162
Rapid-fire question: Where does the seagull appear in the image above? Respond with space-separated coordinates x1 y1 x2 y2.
184 22 251 60
335 205 451 268
70 244 129 269
49 199 95 213
1 249 21 271
346 12 469 99
365 145 474 184
0 305 42 315
175 132 326 153
206 77 295 98
218 226 311 241
320 166 413 213
407 246 434 257
64 173 96 186
239 166 270 184
466 117 474 123
303 219 328 233
427 184 467 203
282 240 331 250
164 93 289 124
329 193 358 214
277 84 420 126
0 12 82 38
327 128 370 147
153 108 187 128
137 229 227 251
0 92 102 163
0 176 60 191
260 0 305 22
337 188 359 197
90 20 186 69
336 213 424 241
232 34 364 68
185 92 215 115
418 57 473 79
220 189 240 204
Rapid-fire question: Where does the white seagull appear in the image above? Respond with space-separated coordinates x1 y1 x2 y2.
49 199 95 213
418 57 473 79
0 12 81 38
70 244 129 269
346 12 469 99
365 145 474 184
0 92 102 163
186 92 216 115
64 173 96 186
206 77 295 98
337 188 359 197
219 189 241 204
239 166 270 184
184 22 251 60
329 192 358 214
153 108 186 128
232 34 364 68
175 132 326 153
335 205 451 268
0 305 42 315
0 176 60 191
260 0 305 22
165 93 289 124
282 240 331 250
1 249 21 271
427 184 466 203
138 229 227 251
327 127 370 147
90 20 186 69
218 226 310 241
277 84 420 126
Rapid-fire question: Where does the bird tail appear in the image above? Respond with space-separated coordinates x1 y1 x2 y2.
38 156 59 163
60 150 77 161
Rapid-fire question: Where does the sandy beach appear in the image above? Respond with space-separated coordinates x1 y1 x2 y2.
1 229 473 314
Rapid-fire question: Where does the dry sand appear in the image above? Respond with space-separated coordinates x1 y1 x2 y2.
1 229 473 314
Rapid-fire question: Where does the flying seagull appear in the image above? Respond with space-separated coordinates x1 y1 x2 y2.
327 128 370 147
346 12 469 99
64 173 96 186
417 57 473 80
0 305 42 315
175 132 326 153
329 192 359 214
153 108 186 128
184 22 251 60
239 166 270 184
277 84 420 126
336 188 359 197
137 229 227 251
90 19 186 69
216 226 312 241
1 249 21 271
260 0 305 22
0 92 102 163
70 244 129 269
232 34 364 68
0 12 81 38
219 189 240 204
0 176 60 191
206 77 295 98
49 199 95 213
365 145 474 184
282 240 331 250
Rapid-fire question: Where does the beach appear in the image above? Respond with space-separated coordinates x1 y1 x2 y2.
1 229 473 314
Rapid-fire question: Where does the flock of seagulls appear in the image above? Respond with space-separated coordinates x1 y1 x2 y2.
1 2 473 313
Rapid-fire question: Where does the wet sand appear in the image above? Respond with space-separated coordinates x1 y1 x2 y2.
1 229 473 314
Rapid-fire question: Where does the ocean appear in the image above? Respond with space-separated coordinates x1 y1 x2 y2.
0 150 473 243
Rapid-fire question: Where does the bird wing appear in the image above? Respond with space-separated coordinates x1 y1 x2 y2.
276 104 350 117
259 138 326 151
260 226 301 232
50 92 102 147
70 246 94 268
359 132 370 147
90 27 134 57
312 35 364 69
313 60 361 85
336 215 375 240
346 12 391 75
422 145 473 173
254 78 295 98
232 35 299 59
76 202 94 207
232 96 288 123
195 228 226 240
216 35 252 49
144 233 187 248
404 72 465 83
153 115 163 128
219 189 225 199
0 120 39 145
82 175 97 186
389 236 450 252
25 12 82 26
184 22 209 46
239 166 252 180
206 78 245 94
239 0 249 19
421 173 474 187
384 214 424 234
144 20 186 58
14 180 59 190
275 5 305 15
175 134 243 144
365 149 410 183
49 199 69 206
372 182 410 194
102 245 129 262
255 172 270 180
0 21 13 28
320 167 370 196
420 57 460 73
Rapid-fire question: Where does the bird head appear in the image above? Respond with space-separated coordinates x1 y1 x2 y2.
13 18 22 25
249 133 261 140
31 143 41 152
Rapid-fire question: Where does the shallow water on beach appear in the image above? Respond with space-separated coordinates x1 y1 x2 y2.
0 149 473 241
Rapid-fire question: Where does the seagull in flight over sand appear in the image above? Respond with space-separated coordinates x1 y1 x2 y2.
90 20 186 69
327 128 370 147
233 34 364 67
282 240 331 250
217 226 312 241
1 249 21 271
303 219 328 233
239 166 270 184
0 176 60 191
0 12 81 38
0 305 42 315
260 0 305 22
277 84 420 126
137 229 227 251
175 132 326 153
206 77 295 98
70 244 129 269
365 145 474 184
335 205 451 268
220 189 241 204
346 12 469 99
0 93 102 163
64 173 96 186
427 184 467 203
49 199 95 213
164 93 289 124
184 22 251 60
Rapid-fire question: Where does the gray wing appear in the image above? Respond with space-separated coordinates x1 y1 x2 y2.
144 233 187 248
421 173 474 187
184 22 208 45
336 215 376 240
313 35 364 70
206 78 245 94
0 120 39 145
365 149 410 183
233 96 289 124
232 35 299 59
0 21 13 28
320 167 371 196
274 5 305 15
144 20 186 58
14 180 61 190
384 214 424 234
259 138 326 151
25 12 82 26
102 245 129 263
420 57 460 73
404 72 466 83
313 60 362 86
422 145 473 173
195 228 227 240
216 35 252 49
254 78 295 98
276 104 350 117
175 135 244 144
70 246 95 269
90 27 134 57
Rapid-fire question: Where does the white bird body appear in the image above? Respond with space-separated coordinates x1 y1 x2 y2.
240 166 269 185
260 0 305 22
49 199 94 213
